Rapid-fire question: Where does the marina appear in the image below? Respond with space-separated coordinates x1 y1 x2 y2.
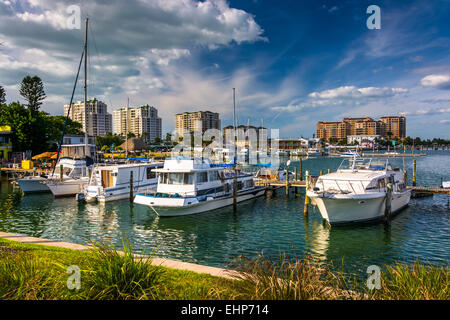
1 151 448 278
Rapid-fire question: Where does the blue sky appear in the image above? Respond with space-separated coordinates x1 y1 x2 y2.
1 0 450 138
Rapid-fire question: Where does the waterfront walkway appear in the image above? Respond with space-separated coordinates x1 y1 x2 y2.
0 231 237 280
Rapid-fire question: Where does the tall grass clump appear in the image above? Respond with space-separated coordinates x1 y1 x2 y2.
230 252 357 300
0 250 65 299
368 261 449 300
82 238 164 300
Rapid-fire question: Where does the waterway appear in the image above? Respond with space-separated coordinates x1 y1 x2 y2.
0 151 448 277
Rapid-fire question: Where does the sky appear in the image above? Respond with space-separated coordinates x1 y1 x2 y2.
1 0 450 139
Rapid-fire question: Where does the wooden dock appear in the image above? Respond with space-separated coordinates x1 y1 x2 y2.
407 186 450 195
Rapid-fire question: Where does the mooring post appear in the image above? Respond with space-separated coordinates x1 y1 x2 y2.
233 176 237 212
320 169 323 176
60 165 63 182
303 170 310 217
129 170 134 201
299 158 303 181
384 183 393 223
285 168 289 197
294 167 298 182
328 168 331 174
412 159 416 186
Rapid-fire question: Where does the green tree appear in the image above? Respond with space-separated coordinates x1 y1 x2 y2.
96 132 124 150
0 85 5 105
19 75 46 114
44 115 83 151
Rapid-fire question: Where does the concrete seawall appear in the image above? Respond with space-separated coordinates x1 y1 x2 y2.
0 231 238 280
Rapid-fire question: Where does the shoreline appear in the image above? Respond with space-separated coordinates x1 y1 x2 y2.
0 231 237 280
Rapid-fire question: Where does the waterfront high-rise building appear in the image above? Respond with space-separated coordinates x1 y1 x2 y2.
113 105 162 143
64 98 112 137
175 111 221 138
379 116 406 139
317 116 405 141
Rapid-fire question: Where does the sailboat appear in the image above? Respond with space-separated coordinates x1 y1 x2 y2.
47 18 94 197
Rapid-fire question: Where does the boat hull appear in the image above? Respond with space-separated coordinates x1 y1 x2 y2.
17 177 50 193
47 179 89 197
85 184 158 203
307 190 411 225
134 188 266 217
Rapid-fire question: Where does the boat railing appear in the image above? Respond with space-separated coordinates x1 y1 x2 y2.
315 177 368 194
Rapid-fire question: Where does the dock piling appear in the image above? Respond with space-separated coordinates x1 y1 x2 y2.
130 170 134 201
285 168 289 197
303 170 310 217
413 159 417 186
59 165 63 182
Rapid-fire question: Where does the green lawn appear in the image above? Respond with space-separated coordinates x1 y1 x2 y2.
0 237 447 300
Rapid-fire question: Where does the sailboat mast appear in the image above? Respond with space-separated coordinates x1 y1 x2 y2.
233 88 236 162
126 97 129 159
84 18 89 158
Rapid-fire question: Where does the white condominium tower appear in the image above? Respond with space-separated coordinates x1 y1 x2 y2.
113 105 162 143
64 98 112 137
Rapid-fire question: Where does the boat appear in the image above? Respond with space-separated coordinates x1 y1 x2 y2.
306 156 411 226
133 158 267 216
339 150 361 157
45 157 93 197
306 148 325 157
254 166 294 181
442 181 450 188
17 175 56 193
84 161 163 203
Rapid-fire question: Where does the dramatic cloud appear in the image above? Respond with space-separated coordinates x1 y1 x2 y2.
420 74 450 90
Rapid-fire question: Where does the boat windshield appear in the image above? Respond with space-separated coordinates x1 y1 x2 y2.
338 158 389 171
160 172 194 185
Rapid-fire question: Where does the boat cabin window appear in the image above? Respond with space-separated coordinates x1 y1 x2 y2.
160 172 195 185
208 171 220 181
244 179 254 188
197 171 208 183
146 167 156 180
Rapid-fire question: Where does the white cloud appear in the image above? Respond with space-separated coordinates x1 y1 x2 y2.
420 74 450 90
308 86 408 100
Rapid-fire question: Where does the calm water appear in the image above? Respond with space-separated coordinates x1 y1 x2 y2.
1 151 449 277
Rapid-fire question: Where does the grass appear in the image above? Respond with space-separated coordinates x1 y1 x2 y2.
0 237 448 300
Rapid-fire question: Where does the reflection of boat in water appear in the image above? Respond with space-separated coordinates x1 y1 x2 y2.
307 157 411 226
134 158 267 216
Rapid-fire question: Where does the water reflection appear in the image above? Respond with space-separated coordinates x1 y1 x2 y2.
0 150 448 275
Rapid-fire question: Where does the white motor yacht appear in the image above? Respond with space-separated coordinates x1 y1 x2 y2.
306 157 411 225
46 158 93 197
133 158 267 216
84 161 163 203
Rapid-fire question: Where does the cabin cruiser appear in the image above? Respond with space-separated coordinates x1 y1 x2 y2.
17 157 84 194
133 158 267 216
83 161 163 203
46 157 93 197
339 150 361 157
306 157 411 226
306 148 325 157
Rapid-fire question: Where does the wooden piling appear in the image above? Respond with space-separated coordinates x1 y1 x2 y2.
285 168 289 197
130 170 134 201
303 170 310 217
233 176 237 212
299 158 302 181
59 165 63 182
294 167 298 181
328 168 331 174
320 169 323 176
412 159 416 186
384 183 393 223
